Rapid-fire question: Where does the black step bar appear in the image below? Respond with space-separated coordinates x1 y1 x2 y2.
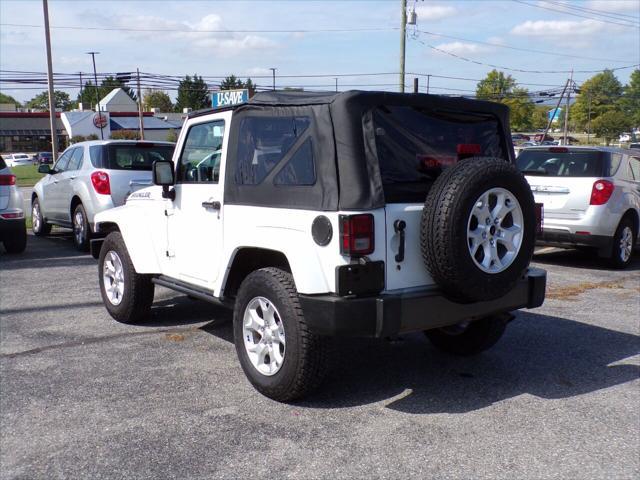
152 275 232 308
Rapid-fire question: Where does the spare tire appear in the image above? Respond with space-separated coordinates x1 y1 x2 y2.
420 157 535 303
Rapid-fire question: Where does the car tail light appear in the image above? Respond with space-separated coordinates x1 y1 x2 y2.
590 179 614 205
457 144 481 156
0 212 23 219
549 147 568 153
339 214 374 256
0 174 16 186
91 171 111 195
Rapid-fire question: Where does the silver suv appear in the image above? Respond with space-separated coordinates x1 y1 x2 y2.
0 156 27 253
32 140 175 251
517 146 639 268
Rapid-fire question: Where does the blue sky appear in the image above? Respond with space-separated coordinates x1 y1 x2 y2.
1 0 638 103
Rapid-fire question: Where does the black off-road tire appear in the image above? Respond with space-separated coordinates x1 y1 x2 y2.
424 314 510 356
3 221 27 253
233 267 331 402
421 157 536 302
31 197 51 236
98 232 155 324
72 203 91 252
607 217 636 269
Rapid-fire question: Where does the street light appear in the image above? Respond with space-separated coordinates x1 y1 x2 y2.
86 51 103 139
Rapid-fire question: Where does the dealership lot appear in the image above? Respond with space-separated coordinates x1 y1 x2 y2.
1 233 638 479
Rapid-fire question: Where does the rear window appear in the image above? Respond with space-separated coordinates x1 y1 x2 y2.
90 144 174 170
0 157 6 169
370 106 505 202
517 150 606 177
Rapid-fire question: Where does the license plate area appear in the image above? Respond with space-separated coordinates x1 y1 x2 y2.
335 261 385 296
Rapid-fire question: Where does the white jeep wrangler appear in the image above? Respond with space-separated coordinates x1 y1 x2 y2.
92 91 546 401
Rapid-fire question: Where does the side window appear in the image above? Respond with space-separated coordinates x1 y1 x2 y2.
178 120 225 183
236 116 310 185
629 157 640 181
274 138 316 186
54 149 73 172
89 145 104 168
609 153 622 176
67 147 84 171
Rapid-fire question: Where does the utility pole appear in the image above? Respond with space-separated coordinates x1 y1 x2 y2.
562 69 573 145
413 77 418 93
137 68 145 140
42 0 58 160
587 92 592 144
399 0 407 93
426 74 431 94
542 78 570 143
270 68 276 91
78 71 83 109
335 77 338 92
86 51 103 139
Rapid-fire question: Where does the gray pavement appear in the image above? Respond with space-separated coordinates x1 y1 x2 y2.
1 234 639 479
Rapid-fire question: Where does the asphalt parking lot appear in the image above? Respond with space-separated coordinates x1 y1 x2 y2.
1 232 639 479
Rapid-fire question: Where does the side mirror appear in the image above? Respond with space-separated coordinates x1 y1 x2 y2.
38 164 52 174
152 160 175 200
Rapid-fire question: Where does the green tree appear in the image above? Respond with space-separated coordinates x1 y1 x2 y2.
143 89 173 112
531 106 549 130
166 129 178 142
110 130 141 140
476 70 517 101
591 110 632 145
476 70 535 131
175 74 210 112
26 90 71 111
220 75 256 97
0 92 21 106
619 69 640 128
571 70 624 130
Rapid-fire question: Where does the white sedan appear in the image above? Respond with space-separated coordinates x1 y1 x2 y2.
5 153 33 167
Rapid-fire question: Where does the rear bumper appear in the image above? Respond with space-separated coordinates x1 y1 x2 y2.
537 229 612 252
299 268 547 337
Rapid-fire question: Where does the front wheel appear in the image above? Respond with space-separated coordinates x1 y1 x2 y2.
608 218 636 269
424 314 510 356
233 267 331 402
98 232 154 323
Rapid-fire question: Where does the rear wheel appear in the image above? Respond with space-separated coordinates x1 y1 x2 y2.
98 232 154 323
31 198 51 236
233 267 331 401
424 314 510 356
608 218 636 269
72 203 91 252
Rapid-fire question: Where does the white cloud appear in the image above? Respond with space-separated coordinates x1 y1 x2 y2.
432 42 490 55
510 19 605 36
586 1 640 13
414 4 457 21
110 13 276 53
245 67 271 76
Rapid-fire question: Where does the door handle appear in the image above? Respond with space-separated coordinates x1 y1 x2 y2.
394 219 406 262
202 200 221 210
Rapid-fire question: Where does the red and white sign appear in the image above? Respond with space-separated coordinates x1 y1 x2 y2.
93 112 108 129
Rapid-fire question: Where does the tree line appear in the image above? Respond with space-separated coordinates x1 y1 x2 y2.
475 68 639 142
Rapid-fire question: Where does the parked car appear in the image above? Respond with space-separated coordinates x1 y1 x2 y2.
31 140 175 251
92 90 546 401
518 146 639 268
534 134 554 143
511 133 531 143
5 153 33 167
0 156 27 253
34 152 54 165
629 143 640 150
619 133 631 143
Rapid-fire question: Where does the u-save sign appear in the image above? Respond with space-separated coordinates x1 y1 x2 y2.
212 89 249 108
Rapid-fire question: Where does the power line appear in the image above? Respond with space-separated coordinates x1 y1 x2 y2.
0 22 398 34
544 0 640 22
512 0 640 28
414 29 630 63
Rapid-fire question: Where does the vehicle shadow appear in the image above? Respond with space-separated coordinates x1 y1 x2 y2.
297 311 639 413
533 248 640 272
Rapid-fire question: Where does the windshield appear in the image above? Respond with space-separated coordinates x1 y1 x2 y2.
90 143 174 171
517 149 606 177
370 105 505 202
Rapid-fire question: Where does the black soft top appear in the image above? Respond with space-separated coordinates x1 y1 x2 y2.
220 90 513 211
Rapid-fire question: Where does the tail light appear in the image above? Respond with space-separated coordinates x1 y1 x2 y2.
590 179 614 205
339 214 374 256
0 174 16 186
91 171 111 195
